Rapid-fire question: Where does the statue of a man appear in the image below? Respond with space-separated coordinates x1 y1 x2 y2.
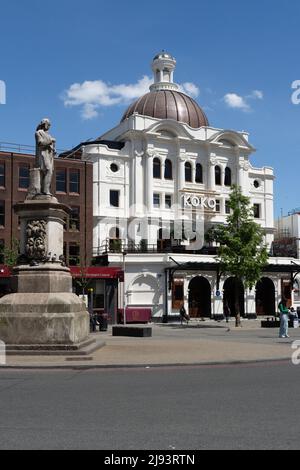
35 118 56 195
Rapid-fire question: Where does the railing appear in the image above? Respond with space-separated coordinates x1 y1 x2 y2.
0 142 66 155
93 239 218 256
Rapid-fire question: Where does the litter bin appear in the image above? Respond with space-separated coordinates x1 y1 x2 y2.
99 313 108 331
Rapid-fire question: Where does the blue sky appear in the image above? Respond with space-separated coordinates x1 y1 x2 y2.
0 0 300 216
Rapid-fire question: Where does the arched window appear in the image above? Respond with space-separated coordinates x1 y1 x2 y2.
225 167 232 187
215 166 221 186
185 162 192 182
153 158 161 179
195 163 203 184
164 159 173 180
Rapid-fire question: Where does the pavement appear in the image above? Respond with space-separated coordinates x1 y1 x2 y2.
1 319 300 369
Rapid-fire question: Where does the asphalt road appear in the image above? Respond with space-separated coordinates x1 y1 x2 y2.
0 362 300 450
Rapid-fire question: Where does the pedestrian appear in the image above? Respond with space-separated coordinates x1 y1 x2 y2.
289 307 297 320
180 304 189 325
224 300 231 323
278 298 290 338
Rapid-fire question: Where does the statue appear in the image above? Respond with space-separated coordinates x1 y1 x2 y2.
35 118 56 195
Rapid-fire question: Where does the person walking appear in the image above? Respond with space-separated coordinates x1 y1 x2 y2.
180 304 189 325
224 300 231 323
278 298 290 338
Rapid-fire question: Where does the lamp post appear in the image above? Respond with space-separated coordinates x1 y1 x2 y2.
123 251 127 325
88 288 95 331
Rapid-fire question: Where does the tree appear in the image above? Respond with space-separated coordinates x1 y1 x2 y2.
73 265 92 296
208 185 268 327
0 238 20 267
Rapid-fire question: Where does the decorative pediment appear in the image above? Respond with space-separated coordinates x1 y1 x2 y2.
145 120 195 139
208 130 255 152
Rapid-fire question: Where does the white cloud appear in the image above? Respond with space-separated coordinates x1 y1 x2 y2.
224 90 264 112
179 82 200 98
250 90 264 100
224 93 250 111
63 75 200 119
81 103 99 120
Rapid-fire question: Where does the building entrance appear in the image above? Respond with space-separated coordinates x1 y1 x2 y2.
256 277 276 316
188 276 211 318
223 277 245 317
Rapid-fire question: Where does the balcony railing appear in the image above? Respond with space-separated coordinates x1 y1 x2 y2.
93 239 218 256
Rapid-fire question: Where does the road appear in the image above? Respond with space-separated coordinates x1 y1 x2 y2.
0 361 300 450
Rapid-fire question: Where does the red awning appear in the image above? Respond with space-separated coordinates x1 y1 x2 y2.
70 266 123 280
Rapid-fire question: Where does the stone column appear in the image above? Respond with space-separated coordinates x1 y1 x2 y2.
221 165 225 187
145 152 153 213
178 157 185 190
209 156 216 191
130 155 135 209
238 161 245 189
177 157 185 209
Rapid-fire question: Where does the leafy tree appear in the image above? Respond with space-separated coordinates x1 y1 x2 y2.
209 185 268 327
0 238 20 267
73 265 92 296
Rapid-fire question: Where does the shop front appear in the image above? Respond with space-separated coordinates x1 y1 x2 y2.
69 266 123 324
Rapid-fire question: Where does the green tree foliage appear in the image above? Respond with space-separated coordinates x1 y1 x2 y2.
0 238 20 267
208 185 268 326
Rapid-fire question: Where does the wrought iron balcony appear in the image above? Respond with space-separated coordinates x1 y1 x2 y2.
93 239 218 256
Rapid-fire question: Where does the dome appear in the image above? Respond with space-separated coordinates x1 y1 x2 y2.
121 90 209 129
153 51 175 61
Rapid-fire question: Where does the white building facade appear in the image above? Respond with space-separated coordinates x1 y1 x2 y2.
82 52 297 321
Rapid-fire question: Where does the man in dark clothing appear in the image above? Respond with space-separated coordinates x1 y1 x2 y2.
180 305 189 325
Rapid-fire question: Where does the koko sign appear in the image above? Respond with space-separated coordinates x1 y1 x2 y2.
182 193 217 210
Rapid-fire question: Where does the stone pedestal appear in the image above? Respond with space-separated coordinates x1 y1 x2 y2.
0 196 90 351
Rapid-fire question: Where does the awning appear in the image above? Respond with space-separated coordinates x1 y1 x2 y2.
70 266 123 281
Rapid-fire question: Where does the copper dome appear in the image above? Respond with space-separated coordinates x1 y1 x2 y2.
121 90 209 129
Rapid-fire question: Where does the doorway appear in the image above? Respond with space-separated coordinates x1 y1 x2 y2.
188 276 211 318
256 277 275 316
223 277 245 317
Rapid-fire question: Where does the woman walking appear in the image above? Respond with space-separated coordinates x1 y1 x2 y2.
278 298 290 339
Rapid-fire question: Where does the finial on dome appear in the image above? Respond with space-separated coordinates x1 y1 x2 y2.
150 51 179 92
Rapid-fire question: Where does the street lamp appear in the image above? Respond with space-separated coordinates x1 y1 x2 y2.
123 251 127 325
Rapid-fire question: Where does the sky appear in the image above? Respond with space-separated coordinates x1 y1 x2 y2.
0 0 300 217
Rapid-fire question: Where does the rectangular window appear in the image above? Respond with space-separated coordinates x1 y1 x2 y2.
19 165 30 189
225 200 231 215
68 244 80 266
165 194 172 209
0 201 5 226
56 169 67 193
0 163 5 188
254 204 261 219
215 199 221 213
69 169 80 194
110 190 120 207
69 207 80 231
153 193 160 208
